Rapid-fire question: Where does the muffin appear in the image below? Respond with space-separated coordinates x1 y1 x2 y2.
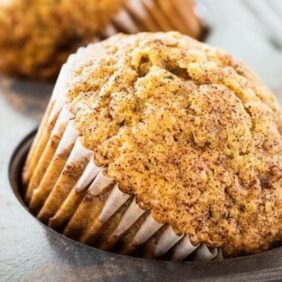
0 0 124 80
23 32 282 260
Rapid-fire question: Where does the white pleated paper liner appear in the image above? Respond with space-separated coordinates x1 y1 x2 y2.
23 46 88 192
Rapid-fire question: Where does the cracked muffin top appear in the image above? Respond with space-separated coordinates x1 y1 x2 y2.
0 0 124 79
65 32 282 257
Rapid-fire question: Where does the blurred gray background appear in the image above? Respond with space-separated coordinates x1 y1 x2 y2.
1 1 282 281
200 0 282 95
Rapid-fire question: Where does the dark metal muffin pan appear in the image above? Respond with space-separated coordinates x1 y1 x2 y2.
1 1 282 281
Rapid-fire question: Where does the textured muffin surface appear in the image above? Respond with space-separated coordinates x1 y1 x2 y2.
65 32 282 256
0 0 124 79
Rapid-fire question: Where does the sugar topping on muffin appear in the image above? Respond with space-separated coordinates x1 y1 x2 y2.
63 32 282 256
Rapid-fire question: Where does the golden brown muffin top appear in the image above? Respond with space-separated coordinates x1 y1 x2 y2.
0 0 124 79
66 32 282 257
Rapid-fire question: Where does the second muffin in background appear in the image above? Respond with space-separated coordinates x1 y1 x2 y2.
0 0 125 80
